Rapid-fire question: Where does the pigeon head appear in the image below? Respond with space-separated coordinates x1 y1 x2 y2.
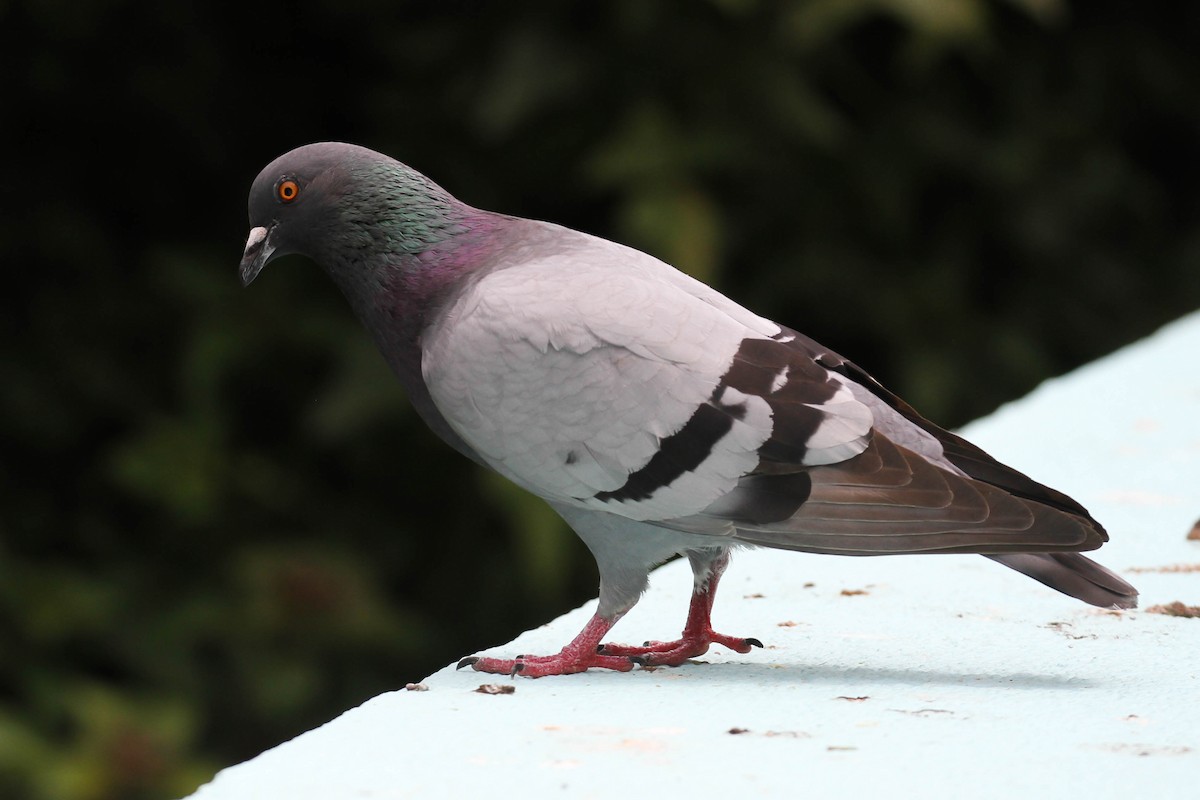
239 142 468 288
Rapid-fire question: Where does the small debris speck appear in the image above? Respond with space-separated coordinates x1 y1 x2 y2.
777 620 800 627
840 589 869 596
1188 519 1200 541
475 684 516 695
827 745 857 751
727 728 811 739
1126 563 1200 574
1043 621 1097 640
404 683 429 692
803 582 815 588
836 696 870 702
1146 601 1200 618
1092 742 1192 757
743 593 765 599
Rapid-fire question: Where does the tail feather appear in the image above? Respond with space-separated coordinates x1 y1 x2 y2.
988 552 1138 609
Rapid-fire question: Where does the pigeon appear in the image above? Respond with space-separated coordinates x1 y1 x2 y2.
240 142 1137 678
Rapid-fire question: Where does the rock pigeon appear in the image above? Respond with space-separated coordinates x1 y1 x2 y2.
240 142 1137 678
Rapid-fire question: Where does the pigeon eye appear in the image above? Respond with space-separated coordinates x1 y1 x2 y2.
277 179 300 203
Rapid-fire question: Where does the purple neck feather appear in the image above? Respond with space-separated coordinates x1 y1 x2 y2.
329 204 511 390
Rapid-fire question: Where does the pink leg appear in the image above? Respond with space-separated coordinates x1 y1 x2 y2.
458 613 640 678
598 552 762 666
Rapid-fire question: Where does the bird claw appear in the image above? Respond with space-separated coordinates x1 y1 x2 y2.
597 630 764 666
452 612 757 677
457 650 639 678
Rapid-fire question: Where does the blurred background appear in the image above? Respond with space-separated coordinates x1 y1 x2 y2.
2 0 1198 797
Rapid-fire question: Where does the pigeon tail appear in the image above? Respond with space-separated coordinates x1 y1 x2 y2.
988 552 1138 609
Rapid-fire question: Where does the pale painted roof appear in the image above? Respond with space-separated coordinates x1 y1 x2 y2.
189 312 1200 799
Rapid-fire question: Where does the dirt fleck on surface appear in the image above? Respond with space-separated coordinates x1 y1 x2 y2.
1146 601 1200 618
836 696 870 702
1043 621 1098 640
840 589 869 596
475 684 516 695
728 727 811 739
1188 519 1200 541
1090 742 1193 757
1126 563 1200 573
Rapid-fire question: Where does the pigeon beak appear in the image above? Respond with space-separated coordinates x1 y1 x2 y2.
239 224 277 287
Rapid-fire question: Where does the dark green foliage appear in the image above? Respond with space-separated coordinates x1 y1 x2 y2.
1 1 1197 796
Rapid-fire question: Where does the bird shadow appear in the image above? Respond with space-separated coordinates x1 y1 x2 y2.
634 659 1100 691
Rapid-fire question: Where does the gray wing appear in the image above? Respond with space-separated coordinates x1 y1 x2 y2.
672 328 1110 557
785 332 1135 607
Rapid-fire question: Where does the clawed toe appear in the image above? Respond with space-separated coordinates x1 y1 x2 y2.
452 560 767 677
595 630 764 666
456 646 641 678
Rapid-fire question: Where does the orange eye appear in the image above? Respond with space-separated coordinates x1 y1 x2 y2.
277 179 300 203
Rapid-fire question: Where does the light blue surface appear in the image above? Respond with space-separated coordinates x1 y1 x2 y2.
189 313 1200 799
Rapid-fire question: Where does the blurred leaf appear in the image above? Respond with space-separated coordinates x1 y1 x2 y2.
107 416 228 526
614 182 724 283
304 333 410 443
479 471 574 605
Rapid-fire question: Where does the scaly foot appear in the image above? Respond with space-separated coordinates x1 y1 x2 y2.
456 612 640 678
599 631 763 667
458 650 640 678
